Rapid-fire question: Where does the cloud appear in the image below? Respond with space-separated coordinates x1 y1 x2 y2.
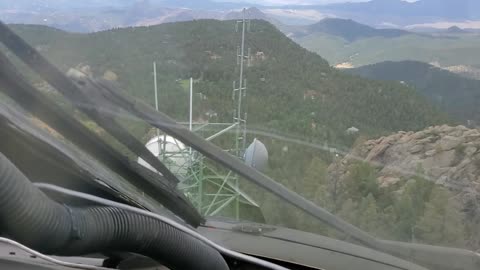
406 20 480 29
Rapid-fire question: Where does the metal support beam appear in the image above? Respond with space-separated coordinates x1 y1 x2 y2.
206 124 238 141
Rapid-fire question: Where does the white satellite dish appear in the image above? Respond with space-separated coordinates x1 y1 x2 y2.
244 138 268 172
137 135 189 176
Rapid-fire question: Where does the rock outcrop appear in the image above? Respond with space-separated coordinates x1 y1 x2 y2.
330 125 480 207
103 70 118 81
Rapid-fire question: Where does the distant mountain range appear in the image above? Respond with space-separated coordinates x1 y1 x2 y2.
317 0 480 27
323 0 480 20
3 0 480 31
1 1 272 32
0 0 255 11
224 7 268 20
270 0 480 28
446 26 469 34
287 18 410 41
0 0 129 10
290 18 480 76
348 61 480 123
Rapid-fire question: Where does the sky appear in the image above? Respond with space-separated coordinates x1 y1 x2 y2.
245 0 362 5
215 0 417 6
219 0 366 5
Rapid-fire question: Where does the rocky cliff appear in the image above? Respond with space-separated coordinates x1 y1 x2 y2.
331 125 480 210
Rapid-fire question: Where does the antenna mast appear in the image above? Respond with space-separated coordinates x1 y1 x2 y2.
232 8 251 219
145 11 259 221
234 8 250 158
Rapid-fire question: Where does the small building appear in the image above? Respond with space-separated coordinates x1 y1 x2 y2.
346 126 360 135
255 51 266 61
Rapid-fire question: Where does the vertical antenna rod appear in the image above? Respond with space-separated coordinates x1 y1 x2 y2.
189 77 193 132
154 62 159 112
189 77 194 166
233 8 249 220
153 61 162 157
153 61 166 160
235 8 248 158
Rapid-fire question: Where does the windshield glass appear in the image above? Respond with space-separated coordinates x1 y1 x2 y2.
2 0 480 257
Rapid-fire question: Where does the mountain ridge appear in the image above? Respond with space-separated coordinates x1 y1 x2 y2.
276 0 477 28
1 2 278 32
292 18 480 72
302 18 410 41
348 60 480 124
324 0 480 20
8 20 447 147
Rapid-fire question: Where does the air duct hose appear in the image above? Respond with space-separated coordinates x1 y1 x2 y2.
0 152 228 270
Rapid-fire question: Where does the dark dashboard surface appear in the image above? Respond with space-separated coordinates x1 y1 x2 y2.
0 242 104 270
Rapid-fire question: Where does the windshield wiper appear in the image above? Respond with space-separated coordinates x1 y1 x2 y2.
0 25 202 226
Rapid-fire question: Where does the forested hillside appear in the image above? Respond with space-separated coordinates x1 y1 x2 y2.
326 125 480 249
253 125 480 251
348 61 480 124
10 21 446 143
6 21 457 247
7 20 450 188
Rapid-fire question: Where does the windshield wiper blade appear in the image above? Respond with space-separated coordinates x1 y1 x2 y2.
0 25 180 187
69 75 181 186
0 28 202 226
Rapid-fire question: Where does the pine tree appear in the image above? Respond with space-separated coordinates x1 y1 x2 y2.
338 198 358 224
342 161 379 202
302 157 328 200
378 205 396 239
415 187 465 247
358 193 380 233
393 186 417 241
391 176 434 242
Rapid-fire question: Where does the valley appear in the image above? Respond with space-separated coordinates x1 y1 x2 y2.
290 18 480 77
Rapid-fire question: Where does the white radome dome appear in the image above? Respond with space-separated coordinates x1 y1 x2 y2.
138 135 189 176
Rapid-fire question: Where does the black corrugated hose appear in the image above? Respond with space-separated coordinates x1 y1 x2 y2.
0 152 229 270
